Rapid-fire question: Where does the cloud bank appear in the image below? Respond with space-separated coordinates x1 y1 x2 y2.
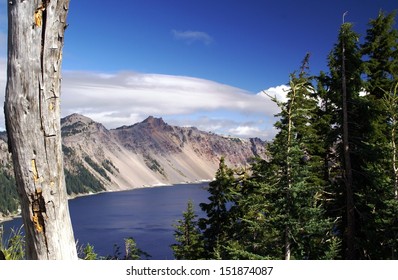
0 58 285 139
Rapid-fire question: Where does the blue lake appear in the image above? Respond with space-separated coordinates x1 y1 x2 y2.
1 183 209 259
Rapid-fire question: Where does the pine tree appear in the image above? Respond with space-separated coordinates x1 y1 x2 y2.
358 11 398 259
172 200 204 259
282 61 332 259
198 157 237 259
378 82 398 258
240 55 335 260
326 21 365 259
362 10 398 99
222 161 277 259
335 11 398 259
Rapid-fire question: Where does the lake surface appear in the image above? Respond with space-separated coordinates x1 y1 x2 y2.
1 183 209 259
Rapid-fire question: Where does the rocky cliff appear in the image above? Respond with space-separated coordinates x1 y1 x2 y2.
61 113 266 190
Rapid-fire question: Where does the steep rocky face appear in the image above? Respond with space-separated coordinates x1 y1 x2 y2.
112 116 266 163
0 113 267 217
60 114 266 191
110 115 267 169
113 116 184 155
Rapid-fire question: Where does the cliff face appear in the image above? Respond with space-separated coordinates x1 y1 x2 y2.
0 113 266 216
61 114 266 191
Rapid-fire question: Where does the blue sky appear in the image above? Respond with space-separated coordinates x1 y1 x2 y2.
0 0 397 139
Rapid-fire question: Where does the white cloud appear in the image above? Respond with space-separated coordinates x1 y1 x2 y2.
60 70 278 128
229 126 262 138
172 29 213 45
170 116 276 139
260 84 290 103
0 61 282 139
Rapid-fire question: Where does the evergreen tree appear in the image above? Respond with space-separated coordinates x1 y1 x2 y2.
358 11 398 259
0 171 19 215
377 82 398 259
198 157 237 259
168 10 398 261
224 158 285 260
232 55 335 260
326 21 365 259
362 10 398 99
270 56 333 259
172 200 204 259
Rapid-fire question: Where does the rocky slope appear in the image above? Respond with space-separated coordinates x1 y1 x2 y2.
61 113 266 190
0 114 266 217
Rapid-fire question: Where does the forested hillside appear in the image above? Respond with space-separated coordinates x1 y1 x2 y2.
172 11 398 260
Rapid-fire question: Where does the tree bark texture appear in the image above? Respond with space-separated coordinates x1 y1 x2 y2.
4 0 77 259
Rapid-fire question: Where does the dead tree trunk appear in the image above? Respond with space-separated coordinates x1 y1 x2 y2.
4 0 77 259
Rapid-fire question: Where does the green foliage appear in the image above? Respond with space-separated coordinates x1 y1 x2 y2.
324 21 371 259
0 225 25 260
84 156 111 181
1 229 148 260
102 159 119 174
62 144 74 157
143 154 166 177
65 163 106 195
359 11 398 260
78 237 150 260
172 200 205 259
198 157 238 259
259 57 335 260
61 120 93 137
105 237 151 260
81 243 98 260
124 237 151 260
322 236 342 260
223 172 282 260
362 10 398 98
0 170 19 215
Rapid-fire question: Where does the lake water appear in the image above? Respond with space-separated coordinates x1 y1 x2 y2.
1 183 209 259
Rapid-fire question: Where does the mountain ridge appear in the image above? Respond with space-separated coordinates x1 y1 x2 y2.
60 113 266 190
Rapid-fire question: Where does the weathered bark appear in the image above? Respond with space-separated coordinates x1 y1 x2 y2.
4 0 77 259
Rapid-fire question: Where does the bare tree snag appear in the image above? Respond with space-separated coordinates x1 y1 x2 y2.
4 0 77 259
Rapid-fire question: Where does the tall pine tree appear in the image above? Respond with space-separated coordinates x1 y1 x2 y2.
172 200 204 259
326 21 365 259
198 157 237 259
243 55 335 260
359 10 398 259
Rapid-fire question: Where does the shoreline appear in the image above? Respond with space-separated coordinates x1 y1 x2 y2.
0 179 211 224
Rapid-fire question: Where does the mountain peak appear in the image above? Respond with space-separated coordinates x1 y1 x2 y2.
142 116 167 127
61 113 95 125
61 113 108 137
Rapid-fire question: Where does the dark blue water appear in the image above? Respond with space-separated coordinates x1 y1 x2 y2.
1 183 209 259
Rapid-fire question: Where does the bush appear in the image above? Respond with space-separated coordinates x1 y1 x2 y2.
0 225 25 260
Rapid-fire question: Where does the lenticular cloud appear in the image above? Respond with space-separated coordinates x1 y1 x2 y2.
60 70 278 129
